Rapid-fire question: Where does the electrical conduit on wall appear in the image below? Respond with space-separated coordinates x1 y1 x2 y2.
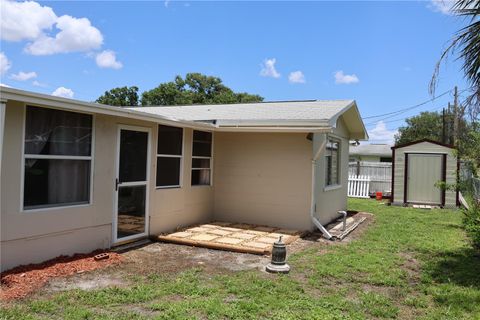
310 136 333 239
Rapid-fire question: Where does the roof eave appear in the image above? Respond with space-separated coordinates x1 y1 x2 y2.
0 87 215 130
328 101 369 140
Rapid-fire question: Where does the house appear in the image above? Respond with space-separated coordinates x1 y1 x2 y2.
349 143 392 163
391 139 458 208
0 87 368 271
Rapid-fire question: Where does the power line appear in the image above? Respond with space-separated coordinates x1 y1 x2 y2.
365 96 469 129
361 89 452 121
365 103 449 127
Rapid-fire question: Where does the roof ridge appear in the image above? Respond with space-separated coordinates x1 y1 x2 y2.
135 99 354 108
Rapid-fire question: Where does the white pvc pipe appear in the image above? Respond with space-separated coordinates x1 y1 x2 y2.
0 100 5 209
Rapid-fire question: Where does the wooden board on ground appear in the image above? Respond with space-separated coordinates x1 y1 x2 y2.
154 222 304 255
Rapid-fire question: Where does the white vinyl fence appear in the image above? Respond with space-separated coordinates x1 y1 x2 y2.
348 161 392 194
348 175 371 198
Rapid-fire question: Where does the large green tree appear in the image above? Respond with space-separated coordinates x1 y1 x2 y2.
141 73 263 106
96 86 139 106
395 111 479 169
395 111 444 145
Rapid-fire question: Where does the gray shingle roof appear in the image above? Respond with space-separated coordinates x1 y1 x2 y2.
349 144 392 157
126 100 355 124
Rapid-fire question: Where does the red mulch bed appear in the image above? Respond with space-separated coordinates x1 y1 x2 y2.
1 250 122 301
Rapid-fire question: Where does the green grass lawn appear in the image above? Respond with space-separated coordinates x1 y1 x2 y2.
2 199 480 319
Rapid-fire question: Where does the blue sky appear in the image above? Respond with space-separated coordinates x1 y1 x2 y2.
0 0 470 143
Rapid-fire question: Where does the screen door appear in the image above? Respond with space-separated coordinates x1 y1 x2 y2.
114 125 150 243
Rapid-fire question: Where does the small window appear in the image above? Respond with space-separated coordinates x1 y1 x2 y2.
156 125 183 188
325 138 340 186
380 157 392 163
23 106 93 210
192 130 212 186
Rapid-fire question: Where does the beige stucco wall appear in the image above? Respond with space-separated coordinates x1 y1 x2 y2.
392 141 457 207
1 101 213 271
312 117 350 225
213 132 314 231
1 100 355 271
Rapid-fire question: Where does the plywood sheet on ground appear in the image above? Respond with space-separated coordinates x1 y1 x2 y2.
155 222 304 255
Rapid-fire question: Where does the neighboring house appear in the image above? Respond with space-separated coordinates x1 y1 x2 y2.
349 144 392 162
0 88 367 271
391 139 458 208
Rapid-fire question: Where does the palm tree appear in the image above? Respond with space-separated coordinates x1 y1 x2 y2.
431 0 480 120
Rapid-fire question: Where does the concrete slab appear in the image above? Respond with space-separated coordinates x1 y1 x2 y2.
243 241 270 249
255 237 277 244
214 237 244 245
169 232 193 238
190 234 219 241
206 229 233 236
230 233 257 240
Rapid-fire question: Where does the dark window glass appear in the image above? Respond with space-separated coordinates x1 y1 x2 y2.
157 125 183 155
325 139 339 186
117 185 146 238
25 106 92 156
193 130 212 142
192 158 210 169
156 157 181 186
24 159 90 209
191 169 211 186
192 131 212 157
119 130 148 183
380 157 392 163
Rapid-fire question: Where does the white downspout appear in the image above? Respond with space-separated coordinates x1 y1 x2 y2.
310 137 333 239
0 99 6 208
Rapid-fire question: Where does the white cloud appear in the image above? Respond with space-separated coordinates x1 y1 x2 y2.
0 0 57 41
0 83 12 87
25 15 103 55
32 80 47 87
368 121 398 144
10 71 37 81
0 52 11 75
288 71 306 84
52 86 74 98
260 58 281 78
428 0 454 15
95 50 123 69
334 70 359 85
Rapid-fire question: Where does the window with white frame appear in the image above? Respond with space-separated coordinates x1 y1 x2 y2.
325 138 340 186
191 130 212 186
23 106 93 210
156 125 183 187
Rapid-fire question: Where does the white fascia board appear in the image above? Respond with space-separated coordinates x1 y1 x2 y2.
0 87 214 130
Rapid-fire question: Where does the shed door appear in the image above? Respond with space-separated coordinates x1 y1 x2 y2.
407 154 442 204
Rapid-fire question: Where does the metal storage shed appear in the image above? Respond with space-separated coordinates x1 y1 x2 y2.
391 139 459 208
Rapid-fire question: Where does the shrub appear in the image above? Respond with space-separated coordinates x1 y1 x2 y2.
462 196 480 250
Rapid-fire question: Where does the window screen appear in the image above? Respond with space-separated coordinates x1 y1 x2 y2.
325 138 340 186
23 106 93 210
156 125 183 187
192 130 212 186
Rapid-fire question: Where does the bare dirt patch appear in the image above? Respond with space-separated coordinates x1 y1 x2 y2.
399 252 421 285
9 214 374 300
